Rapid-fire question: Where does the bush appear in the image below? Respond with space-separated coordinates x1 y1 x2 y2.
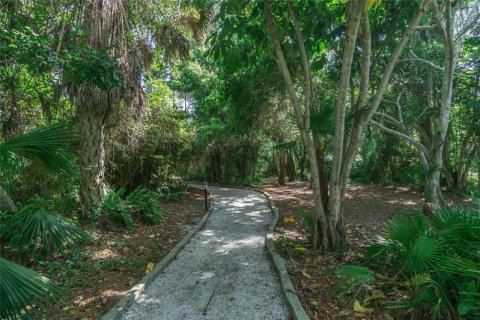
127 188 162 225
332 203 480 319
0 258 58 320
4 200 90 253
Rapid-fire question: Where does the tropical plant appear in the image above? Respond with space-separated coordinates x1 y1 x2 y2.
127 188 162 225
332 203 480 318
0 122 75 175
0 257 59 320
332 265 375 306
99 188 134 229
5 198 90 253
67 0 212 218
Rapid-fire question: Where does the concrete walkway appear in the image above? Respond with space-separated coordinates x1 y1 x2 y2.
121 186 289 320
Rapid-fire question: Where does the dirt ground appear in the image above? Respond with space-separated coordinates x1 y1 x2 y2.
259 181 434 320
2 188 206 320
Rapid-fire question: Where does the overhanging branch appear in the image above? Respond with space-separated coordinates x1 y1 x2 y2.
370 119 429 155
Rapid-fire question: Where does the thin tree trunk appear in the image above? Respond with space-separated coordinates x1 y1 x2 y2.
286 152 296 182
328 0 365 251
278 151 286 186
79 109 106 218
314 137 329 210
264 1 328 250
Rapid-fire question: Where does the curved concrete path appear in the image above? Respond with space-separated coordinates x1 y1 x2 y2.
121 186 289 320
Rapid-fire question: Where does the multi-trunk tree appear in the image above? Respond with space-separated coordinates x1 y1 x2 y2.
263 0 431 250
373 0 480 209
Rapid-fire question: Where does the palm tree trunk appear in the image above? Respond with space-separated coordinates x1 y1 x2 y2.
79 109 106 218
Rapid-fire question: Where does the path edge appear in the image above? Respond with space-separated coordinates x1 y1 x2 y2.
255 188 310 320
101 186 214 320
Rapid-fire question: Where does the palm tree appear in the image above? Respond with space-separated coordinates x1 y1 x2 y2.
65 0 212 218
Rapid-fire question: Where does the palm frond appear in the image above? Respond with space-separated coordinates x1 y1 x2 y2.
7 203 90 253
331 265 375 305
310 102 336 136
0 258 58 320
430 206 480 261
154 25 190 61
0 123 76 174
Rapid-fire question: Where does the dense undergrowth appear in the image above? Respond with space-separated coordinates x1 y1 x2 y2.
332 201 480 319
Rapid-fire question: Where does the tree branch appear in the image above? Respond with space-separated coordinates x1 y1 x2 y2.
370 119 429 155
409 50 444 70
287 0 312 130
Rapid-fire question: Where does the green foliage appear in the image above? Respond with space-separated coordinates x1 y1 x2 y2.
351 132 424 186
99 187 167 228
0 123 76 175
99 188 134 229
0 257 58 320
4 198 90 253
62 45 123 90
127 188 162 225
297 209 314 239
333 204 480 318
331 265 375 305
276 236 297 251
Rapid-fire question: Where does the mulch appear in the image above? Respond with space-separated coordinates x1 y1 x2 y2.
259 181 428 319
1 188 206 320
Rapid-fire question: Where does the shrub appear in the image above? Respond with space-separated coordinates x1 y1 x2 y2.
0 258 58 320
5 201 90 253
127 188 162 225
332 204 480 319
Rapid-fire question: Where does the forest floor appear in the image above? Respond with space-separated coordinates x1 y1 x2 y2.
1 188 206 320
259 181 467 320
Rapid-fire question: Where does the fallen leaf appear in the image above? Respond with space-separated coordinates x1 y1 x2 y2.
145 262 154 274
302 271 313 279
283 216 296 223
353 300 374 314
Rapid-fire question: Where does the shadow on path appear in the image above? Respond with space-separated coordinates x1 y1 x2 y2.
121 186 289 320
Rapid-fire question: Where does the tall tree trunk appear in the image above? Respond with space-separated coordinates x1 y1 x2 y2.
264 1 328 250
328 0 365 251
79 109 106 218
